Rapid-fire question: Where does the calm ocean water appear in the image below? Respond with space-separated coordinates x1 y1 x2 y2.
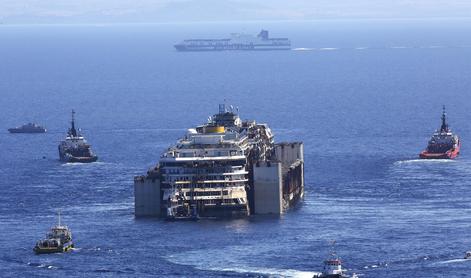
1 19 471 277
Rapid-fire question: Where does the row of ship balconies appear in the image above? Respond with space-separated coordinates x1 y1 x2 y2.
164 148 245 159
160 166 246 175
162 174 248 184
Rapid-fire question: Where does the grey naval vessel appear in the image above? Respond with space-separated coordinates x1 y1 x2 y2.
174 30 291 51
58 110 98 163
8 123 46 133
134 104 304 219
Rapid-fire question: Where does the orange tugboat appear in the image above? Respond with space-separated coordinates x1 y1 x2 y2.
419 106 460 159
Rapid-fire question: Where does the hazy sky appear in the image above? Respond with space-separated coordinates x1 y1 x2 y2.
1 0 471 24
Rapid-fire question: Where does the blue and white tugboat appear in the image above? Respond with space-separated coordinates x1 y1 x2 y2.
58 110 98 163
33 212 74 254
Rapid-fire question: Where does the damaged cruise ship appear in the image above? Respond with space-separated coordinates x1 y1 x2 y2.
134 104 304 219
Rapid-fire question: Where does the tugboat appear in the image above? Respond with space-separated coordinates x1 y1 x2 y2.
8 123 46 133
419 106 461 159
58 110 98 163
313 243 358 278
317 256 345 278
34 212 74 254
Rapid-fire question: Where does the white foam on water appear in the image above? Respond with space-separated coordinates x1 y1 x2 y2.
437 258 470 264
166 248 318 278
355 47 369 50
319 47 338 51
390 46 409 49
393 159 455 166
421 45 444 49
47 265 58 269
62 202 133 213
211 266 318 278
62 161 110 167
292 48 314 51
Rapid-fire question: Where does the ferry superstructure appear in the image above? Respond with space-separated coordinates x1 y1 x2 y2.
174 30 291 51
134 104 304 219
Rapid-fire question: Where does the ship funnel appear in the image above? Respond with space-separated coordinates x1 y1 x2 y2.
257 30 269 40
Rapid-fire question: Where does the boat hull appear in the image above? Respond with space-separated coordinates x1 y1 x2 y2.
419 143 461 160
33 243 74 254
8 128 46 133
59 151 98 163
175 45 291 51
61 155 98 163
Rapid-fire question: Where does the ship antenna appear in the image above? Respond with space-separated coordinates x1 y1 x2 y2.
330 240 337 257
58 210 61 226
441 105 448 132
70 110 77 137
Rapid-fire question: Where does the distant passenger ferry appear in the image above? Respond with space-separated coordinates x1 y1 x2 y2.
174 30 291 51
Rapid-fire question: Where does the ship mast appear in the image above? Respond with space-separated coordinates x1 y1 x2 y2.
440 105 449 133
58 210 61 226
70 109 77 137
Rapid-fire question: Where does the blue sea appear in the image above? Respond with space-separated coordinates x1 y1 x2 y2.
1 19 471 277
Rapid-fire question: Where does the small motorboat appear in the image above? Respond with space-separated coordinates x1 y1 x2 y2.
464 251 471 259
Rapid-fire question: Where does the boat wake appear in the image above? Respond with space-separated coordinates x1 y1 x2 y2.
292 47 315 51
165 250 317 278
62 161 110 167
292 47 339 51
393 159 455 165
61 202 133 213
27 262 59 269
437 258 470 264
